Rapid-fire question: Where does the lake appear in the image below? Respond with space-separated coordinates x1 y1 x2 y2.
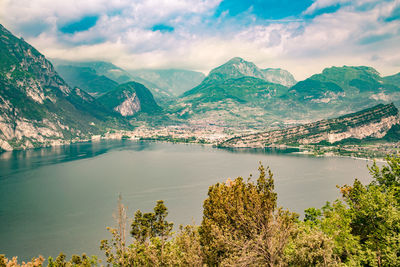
0 140 373 261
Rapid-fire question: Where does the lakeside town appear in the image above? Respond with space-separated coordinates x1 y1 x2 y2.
94 125 400 160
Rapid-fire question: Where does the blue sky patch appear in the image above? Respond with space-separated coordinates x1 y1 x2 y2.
359 33 393 45
384 5 400 22
151 24 174 33
304 4 343 18
60 16 99 34
214 0 313 20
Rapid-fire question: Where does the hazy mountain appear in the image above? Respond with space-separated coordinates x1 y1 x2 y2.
0 24 129 151
98 81 161 117
220 103 400 148
129 69 205 96
55 65 118 97
51 59 174 105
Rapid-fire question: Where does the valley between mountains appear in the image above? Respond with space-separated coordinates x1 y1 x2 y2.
1 23 400 159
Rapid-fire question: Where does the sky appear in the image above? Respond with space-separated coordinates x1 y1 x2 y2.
0 0 400 80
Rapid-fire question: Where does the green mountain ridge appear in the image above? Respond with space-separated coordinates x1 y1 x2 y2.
264 65 400 123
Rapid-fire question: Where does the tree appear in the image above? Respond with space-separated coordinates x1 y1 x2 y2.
47 253 98 267
0 255 44 267
340 180 400 266
101 199 174 266
168 225 204 266
130 200 173 265
200 163 298 266
100 195 129 266
369 156 400 188
284 222 337 266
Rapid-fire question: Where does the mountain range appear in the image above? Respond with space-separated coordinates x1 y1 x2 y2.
172 57 400 128
52 60 174 105
52 60 206 105
1 23 400 150
129 69 205 96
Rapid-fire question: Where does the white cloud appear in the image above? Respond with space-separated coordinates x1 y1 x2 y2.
303 0 351 15
1 0 399 80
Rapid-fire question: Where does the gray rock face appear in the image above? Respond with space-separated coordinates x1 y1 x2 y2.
114 91 141 116
98 81 160 117
262 68 297 87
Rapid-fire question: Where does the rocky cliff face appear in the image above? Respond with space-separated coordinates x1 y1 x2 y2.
98 81 160 117
219 103 400 148
0 24 128 151
114 91 141 116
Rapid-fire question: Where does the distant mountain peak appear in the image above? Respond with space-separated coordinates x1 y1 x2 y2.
203 57 296 87
226 57 246 63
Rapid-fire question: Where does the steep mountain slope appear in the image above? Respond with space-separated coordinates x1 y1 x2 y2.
220 103 399 148
129 69 205 96
0 24 128 151
55 65 118 96
98 82 161 116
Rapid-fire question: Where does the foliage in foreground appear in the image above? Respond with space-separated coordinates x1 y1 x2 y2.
99 157 400 266
0 253 97 267
2 156 400 266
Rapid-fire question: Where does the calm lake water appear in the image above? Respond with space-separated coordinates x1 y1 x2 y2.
0 140 373 261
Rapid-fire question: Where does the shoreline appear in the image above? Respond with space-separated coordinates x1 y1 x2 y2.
0 134 393 162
